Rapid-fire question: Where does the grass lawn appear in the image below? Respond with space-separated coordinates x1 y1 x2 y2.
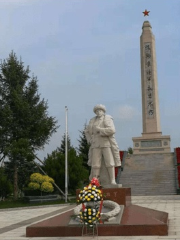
0 198 76 209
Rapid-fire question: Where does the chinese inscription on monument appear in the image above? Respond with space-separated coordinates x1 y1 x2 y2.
144 42 154 118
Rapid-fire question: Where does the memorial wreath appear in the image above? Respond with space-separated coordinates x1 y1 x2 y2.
77 177 103 227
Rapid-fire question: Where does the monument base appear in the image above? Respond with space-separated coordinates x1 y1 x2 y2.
26 188 168 237
102 183 122 188
132 133 171 154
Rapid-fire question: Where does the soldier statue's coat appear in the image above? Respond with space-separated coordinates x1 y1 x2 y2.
85 114 121 183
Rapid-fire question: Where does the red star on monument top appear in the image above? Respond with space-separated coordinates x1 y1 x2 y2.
143 9 150 16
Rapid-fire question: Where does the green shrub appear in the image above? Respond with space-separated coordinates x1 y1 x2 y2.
28 173 54 194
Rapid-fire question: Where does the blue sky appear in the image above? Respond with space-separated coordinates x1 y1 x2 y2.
0 0 180 159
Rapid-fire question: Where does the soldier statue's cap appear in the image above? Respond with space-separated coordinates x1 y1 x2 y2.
93 104 106 113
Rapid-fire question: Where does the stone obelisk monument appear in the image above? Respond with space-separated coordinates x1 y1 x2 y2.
132 20 171 154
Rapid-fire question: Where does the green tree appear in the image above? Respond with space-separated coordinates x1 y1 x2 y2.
58 133 72 154
44 147 88 194
4 159 38 195
0 52 58 199
77 125 90 174
128 147 133 154
0 167 13 198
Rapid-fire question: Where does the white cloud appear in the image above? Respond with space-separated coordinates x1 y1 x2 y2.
113 104 139 120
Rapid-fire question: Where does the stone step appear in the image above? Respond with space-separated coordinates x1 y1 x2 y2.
121 179 175 181
121 176 176 178
119 185 175 187
131 192 176 195
123 170 175 172
120 179 175 181
131 189 176 192
132 193 176 195
121 185 176 189
120 179 176 182
120 180 175 182
120 185 176 188
118 153 177 195
128 189 176 191
120 171 175 176
130 189 176 192
120 181 176 184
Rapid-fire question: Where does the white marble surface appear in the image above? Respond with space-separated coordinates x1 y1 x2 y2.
85 104 121 186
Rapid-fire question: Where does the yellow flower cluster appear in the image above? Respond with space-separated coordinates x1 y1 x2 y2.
30 173 44 183
79 206 100 227
78 184 103 203
30 173 54 184
28 182 40 190
42 175 54 184
29 173 54 193
41 182 54 192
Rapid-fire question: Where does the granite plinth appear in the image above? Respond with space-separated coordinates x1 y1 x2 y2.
69 205 125 225
103 183 122 188
26 206 168 237
26 188 168 237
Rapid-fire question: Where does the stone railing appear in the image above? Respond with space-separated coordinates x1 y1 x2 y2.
115 151 127 184
174 147 180 194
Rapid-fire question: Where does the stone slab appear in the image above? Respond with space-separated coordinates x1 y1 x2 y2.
26 188 168 237
68 205 124 225
26 204 168 237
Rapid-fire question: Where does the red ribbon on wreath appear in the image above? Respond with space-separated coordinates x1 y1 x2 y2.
99 188 103 223
82 203 85 211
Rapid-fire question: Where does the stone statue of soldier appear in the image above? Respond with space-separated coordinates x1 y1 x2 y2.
85 104 122 188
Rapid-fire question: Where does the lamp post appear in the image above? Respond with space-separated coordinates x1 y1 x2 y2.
65 106 68 203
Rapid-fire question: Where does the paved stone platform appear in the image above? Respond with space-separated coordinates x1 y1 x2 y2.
0 195 180 239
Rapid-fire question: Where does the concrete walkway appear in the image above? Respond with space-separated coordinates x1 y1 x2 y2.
0 195 180 240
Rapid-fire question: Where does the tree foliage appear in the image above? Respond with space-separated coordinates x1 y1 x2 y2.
77 125 90 173
4 159 38 194
58 133 72 154
0 167 13 198
128 147 133 154
43 146 89 194
0 52 58 199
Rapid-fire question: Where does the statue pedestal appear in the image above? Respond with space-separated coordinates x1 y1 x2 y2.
102 183 122 188
76 187 131 206
102 187 131 206
26 187 168 237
